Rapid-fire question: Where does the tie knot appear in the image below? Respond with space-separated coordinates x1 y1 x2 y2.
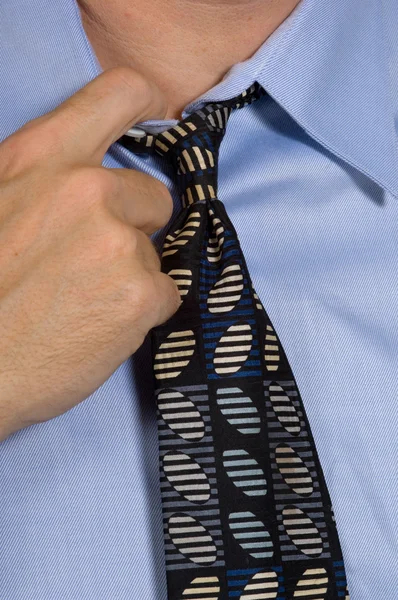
120 81 266 207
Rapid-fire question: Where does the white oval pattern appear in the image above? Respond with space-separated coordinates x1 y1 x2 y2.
293 568 328 599
214 323 253 375
216 387 261 435
275 444 314 496
163 451 211 504
253 291 263 311
162 211 201 258
207 208 224 263
181 576 220 600
269 383 301 435
241 571 278 599
154 330 195 380
168 514 217 565
158 390 205 441
229 511 273 559
223 449 267 497
167 269 193 298
207 264 244 313
282 507 323 557
264 324 280 371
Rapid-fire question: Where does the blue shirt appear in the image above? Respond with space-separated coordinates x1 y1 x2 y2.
1 0 397 598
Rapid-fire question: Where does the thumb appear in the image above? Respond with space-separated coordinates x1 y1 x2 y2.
150 271 182 328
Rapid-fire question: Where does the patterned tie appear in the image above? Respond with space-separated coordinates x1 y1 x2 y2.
119 82 350 600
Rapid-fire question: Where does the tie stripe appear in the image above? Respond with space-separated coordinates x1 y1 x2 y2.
154 331 196 380
275 444 314 496
214 323 253 375
223 449 267 497
181 576 220 599
155 121 198 154
177 146 215 174
167 515 218 565
240 571 279 599
162 211 201 257
282 507 324 557
216 387 261 434
207 264 244 313
163 452 211 504
158 390 205 441
167 269 193 298
229 512 273 559
264 324 280 371
293 568 328 599
206 208 224 262
269 384 302 434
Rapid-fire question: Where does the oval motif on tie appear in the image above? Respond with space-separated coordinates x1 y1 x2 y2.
162 210 201 258
268 383 301 435
293 568 328 599
214 323 253 375
207 264 244 314
154 330 195 381
206 208 224 263
264 323 280 371
167 269 193 299
163 451 211 504
275 444 314 496
216 387 261 435
223 449 267 497
181 575 220 600
282 506 323 557
168 514 217 565
157 389 205 441
229 511 273 559
253 291 264 311
241 571 278 599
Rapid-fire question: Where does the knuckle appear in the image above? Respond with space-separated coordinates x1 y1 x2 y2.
123 272 156 315
67 167 118 205
162 273 182 310
0 124 49 177
108 66 151 98
137 228 161 268
99 224 136 259
150 178 174 227
139 272 179 317
120 269 181 332
105 67 165 120
155 177 174 208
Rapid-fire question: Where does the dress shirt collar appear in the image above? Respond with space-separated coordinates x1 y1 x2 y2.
2 0 397 198
257 0 398 199
180 0 398 199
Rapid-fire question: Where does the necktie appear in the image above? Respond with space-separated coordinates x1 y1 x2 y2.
119 82 350 600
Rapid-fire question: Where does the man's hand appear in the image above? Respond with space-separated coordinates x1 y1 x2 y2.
0 67 181 441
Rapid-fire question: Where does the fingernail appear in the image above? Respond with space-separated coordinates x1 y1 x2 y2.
125 126 147 138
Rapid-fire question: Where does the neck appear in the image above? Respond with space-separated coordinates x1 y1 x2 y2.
78 0 301 120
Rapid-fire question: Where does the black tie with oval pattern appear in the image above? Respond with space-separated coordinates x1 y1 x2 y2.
119 82 349 600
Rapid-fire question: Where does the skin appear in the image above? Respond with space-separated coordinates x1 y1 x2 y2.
0 1 301 441
0 70 180 440
78 0 302 120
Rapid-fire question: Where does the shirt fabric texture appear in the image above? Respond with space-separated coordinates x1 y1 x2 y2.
0 0 397 599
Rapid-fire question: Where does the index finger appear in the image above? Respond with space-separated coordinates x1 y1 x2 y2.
36 67 168 165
